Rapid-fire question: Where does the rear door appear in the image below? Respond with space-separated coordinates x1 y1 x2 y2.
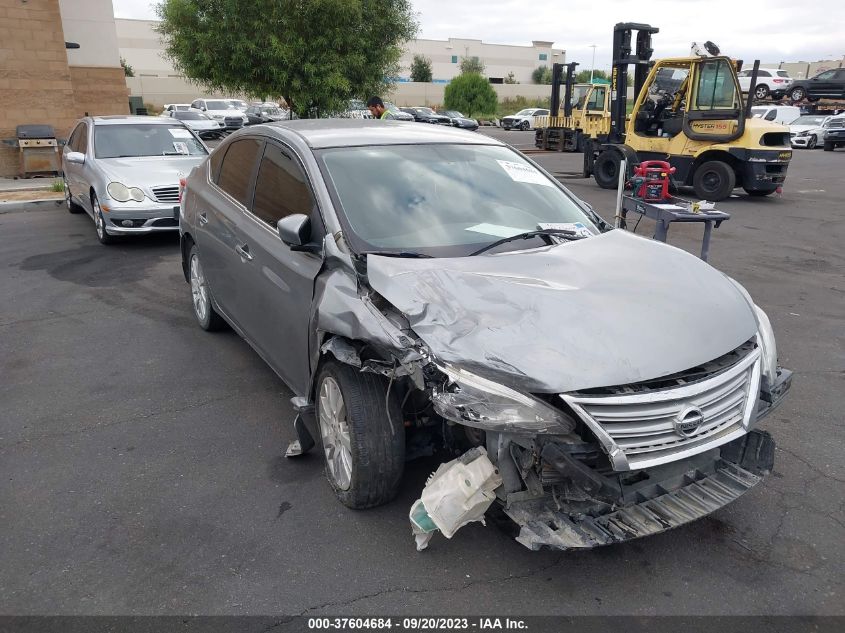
230 141 325 394
194 137 263 331
63 123 85 208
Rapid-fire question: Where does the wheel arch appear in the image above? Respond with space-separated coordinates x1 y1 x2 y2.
689 149 740 186
180 232 195 283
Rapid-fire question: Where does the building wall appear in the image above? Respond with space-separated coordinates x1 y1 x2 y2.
0 0 77 177
0 0 128 177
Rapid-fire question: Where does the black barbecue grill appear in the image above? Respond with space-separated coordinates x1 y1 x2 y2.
1 124 62 178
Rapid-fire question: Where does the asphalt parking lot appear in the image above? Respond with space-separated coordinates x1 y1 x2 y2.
1 132 843 617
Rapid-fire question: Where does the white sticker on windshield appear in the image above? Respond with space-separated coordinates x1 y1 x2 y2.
496 160 554 187
537 222 593 238
172 142 189 155
169 128 193 139
465 223 526 238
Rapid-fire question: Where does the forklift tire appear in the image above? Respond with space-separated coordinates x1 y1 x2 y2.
593 151 623 189
692 160 736 201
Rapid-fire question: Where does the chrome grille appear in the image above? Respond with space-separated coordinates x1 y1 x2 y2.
562 348 761 471
828 119 844 129
151 185 180 203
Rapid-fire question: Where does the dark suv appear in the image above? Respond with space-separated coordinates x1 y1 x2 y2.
786 68 845 102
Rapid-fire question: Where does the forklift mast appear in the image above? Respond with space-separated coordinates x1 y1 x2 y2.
550 62 579 118
609 22 659 143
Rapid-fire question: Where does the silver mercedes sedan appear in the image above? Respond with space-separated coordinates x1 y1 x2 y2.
62 115 208 245
179 120 791 551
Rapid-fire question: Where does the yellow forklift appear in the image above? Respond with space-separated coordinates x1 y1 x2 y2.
539 23 793 200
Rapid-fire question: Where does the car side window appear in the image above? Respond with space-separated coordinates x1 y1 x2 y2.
216 138 263 207
250 143 315 228
77 123 89 154
758 70 771 77
67 124 81 151
816 71 835 80
836 70 845 80
764 110 777 121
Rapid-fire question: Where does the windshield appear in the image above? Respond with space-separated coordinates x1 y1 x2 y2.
417 107 435 115
515 109 536 116
694 59 739 110
94 124 207 158
206 100 232 110
442 111 464 118
261 107 282 115
792 116 825 126
228 100 247 108
318 143 599 257
175 111 209 120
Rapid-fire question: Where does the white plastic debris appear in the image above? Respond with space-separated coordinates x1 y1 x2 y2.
409 446 503 551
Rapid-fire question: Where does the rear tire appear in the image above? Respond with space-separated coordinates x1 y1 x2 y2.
593 151 623 189
316 360 404 509
789 87 806 101
754 84 770 100
64 178 83 214
692 161 736 201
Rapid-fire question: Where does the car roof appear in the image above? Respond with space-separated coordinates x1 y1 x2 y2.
259 119 502 149
90 115 181 126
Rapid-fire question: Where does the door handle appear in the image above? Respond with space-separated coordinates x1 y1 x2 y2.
235 243 253 261
198 212 208 225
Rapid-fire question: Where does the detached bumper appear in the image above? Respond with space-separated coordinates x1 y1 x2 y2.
506 429 775 551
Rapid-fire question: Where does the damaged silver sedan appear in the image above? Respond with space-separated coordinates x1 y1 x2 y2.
179 120 792 550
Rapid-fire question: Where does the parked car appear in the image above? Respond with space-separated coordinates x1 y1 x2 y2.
163 103 191 113
500 108 550 131
62 115 208 245
823 114 845 151
737 67 793 100
163 109 226 139
786 68 845 102
190 99 248 129
227 99 249 112
750 105 800 125
400 107 452 125
245 104 288 124
440 110 479 131
384 103 414 121
341 100 373 119
788 114 829 149
179 119 791 551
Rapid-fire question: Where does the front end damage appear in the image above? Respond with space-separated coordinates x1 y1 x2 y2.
299 232 792 551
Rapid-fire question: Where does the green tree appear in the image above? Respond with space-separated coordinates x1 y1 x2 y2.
531 65 553 84
156 0 417 118
444 73 497 118
504 71 517 84
459 56 485 75
120 57 134 77
410 54 433 82
575 69 614 83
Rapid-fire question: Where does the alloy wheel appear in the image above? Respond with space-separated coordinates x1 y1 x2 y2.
190 254 209 322
93 197 105 240
318 376 352 491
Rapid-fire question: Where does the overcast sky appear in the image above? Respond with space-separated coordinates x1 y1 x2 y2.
113 0 845 70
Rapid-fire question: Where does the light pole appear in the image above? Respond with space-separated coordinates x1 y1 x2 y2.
589 45 597 82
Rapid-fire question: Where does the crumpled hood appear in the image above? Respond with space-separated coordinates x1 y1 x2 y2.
366 230 758 393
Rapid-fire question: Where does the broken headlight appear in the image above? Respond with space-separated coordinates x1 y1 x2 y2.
753 303 778 385
431 363 576 435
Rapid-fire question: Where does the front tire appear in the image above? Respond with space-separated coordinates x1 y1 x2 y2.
520 120 530 131
754 84 770 100
593 151 623 189
806 136 817 149
692 160 736 201
91 193 116 245
823 141 834 151
188 245 226 331
316 360 404 509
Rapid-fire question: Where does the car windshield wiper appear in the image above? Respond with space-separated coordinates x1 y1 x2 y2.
468 229 585 256
360 250 433 259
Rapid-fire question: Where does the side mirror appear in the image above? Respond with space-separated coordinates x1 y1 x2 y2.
65 151 85 165
277 214 311 247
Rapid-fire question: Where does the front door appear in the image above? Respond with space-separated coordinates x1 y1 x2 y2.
194 137 263 332
808 69 842 99
232 141 324 395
